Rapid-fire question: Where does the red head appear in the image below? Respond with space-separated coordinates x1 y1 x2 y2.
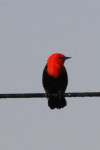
47 53 71 77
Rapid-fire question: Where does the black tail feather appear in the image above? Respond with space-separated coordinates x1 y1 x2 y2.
48 96 67 109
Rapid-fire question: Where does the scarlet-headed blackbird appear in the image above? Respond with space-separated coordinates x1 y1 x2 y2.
42 53 71 109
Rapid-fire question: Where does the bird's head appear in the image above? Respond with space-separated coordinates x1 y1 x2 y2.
47 53 71 77
47 53 71 67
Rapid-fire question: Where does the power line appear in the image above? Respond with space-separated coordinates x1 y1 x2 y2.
0 92 100 98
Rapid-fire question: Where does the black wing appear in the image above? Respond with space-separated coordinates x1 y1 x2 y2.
42 64 68 93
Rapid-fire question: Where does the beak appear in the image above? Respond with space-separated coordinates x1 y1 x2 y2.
64 56 72 60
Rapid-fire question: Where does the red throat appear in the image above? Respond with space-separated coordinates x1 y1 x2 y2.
47 65 65 77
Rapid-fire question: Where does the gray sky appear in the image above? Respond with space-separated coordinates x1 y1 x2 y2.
0 0 100 149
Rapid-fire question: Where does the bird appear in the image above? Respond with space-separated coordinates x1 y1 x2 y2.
42 53 71 109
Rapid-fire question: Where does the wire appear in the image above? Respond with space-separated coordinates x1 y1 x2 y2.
0 92 100 98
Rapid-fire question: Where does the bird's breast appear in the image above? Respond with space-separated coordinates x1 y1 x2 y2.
47 65 65 78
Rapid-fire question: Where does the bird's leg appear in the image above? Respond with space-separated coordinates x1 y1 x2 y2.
57 90 63 99
45 91 50 98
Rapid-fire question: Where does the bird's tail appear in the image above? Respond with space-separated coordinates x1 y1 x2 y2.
48 96 67 109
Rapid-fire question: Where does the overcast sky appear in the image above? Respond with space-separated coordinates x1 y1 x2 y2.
0 0 100 150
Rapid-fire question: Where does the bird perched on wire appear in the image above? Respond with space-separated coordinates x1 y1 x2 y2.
42 53 71 109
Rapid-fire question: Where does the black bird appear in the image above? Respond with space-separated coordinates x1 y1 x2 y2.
42 53 71 109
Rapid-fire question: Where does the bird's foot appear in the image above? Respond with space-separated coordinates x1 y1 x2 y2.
57 90 63 99
45 91 50 98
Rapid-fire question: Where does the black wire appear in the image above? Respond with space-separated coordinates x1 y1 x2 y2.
0 92 100 98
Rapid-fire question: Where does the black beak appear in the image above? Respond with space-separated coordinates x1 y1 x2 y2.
64 56 72 60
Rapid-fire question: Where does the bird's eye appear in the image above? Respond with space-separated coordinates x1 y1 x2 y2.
59 56 62 59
